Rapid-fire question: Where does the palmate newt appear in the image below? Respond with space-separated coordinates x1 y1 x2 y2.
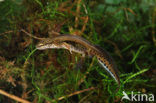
36 35 120 86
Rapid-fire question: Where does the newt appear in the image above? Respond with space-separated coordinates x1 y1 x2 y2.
36 35 120 85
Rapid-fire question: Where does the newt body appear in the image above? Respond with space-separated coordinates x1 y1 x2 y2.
36 35 120 85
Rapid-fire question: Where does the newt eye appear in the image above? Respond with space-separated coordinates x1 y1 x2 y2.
37 43 44 47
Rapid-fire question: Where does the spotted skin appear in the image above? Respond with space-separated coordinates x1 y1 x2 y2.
36 35 120 85
88 48 120 85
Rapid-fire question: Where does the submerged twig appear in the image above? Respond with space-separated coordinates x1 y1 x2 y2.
52 87 95 102
21 29 44 40
0 89 31 103
0 30 13 36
